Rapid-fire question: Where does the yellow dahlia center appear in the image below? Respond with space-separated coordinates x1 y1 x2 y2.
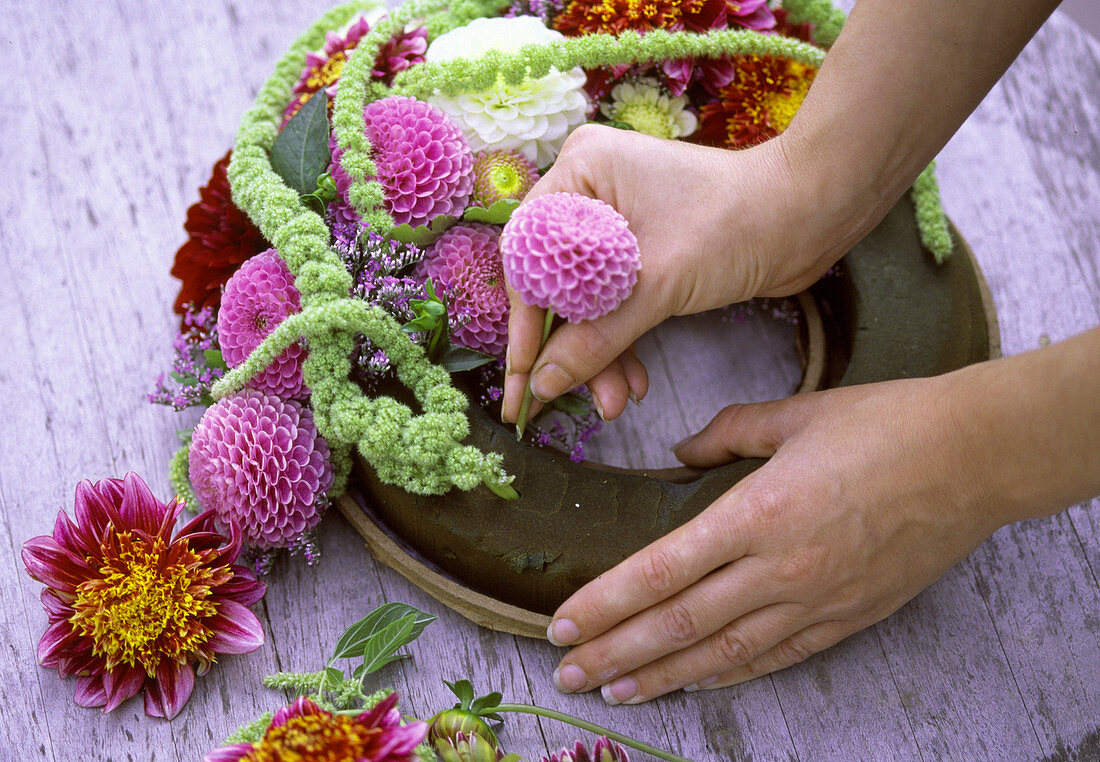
761 64 814 132
490 164 526 197
244 713 381 762
306 52 347 91
69 532 217 675
614 101 676 139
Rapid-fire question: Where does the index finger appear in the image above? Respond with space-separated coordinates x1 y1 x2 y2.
547 497 754 646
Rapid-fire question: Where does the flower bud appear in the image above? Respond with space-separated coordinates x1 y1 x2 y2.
429 708 500 749
434 730 518 762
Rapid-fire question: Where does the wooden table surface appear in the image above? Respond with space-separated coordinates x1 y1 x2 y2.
3 1 1098 760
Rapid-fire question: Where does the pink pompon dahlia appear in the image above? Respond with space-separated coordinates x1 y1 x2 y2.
205 693 428 762
334 96 473 229
421 223 509 357
21 473 265 719
189 391 334 549
218 249 308 400
471 149 540 207
542 737 630 762
501 192 640 323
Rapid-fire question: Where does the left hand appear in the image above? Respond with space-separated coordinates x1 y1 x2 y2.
545 373 1005 703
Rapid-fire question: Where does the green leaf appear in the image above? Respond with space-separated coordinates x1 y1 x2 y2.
550 391 591 417
469 691 502 715
484 479 519 501
463 198 520 224
321 666 345 691
445 679 476 708
401 316 438 334
388 214 457 246
440 346 496 373
330 603 435 662
270 91 331 196
203 348 228 371
352 653 409 682
357 615 417 676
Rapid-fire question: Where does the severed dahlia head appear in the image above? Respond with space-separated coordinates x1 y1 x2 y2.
501 192 640 323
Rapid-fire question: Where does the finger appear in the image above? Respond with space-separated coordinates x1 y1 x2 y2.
528 292 666 403
586 358 630 421
683 620 857 692
503 282 549 423
597 603 811 704
619 345 649 405
672 396 816 468
500 369 543 424
547 501 754 647
551 555 773 693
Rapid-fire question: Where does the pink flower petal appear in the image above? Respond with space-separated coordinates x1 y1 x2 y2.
102 665 146 713
143 661 196 719
22 536 91 592
73 675 108 708
203 744 256 762
37 619 82 669
205 600 264 654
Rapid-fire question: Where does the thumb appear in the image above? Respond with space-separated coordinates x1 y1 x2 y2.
527 291 665 402
672 396 816 468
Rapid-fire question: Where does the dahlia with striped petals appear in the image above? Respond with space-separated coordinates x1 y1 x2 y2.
695 55 818 149
502 193 640 323
421 223 509 357
21 473 265 719
218 249 307 400
189 391 334 549
205 694 427 762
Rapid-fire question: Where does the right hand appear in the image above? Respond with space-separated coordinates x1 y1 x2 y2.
501 123 858 424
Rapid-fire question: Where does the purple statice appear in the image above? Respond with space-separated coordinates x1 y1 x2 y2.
505 0 568 24
337 232 428 386
148 305 226 410
528 386 603 463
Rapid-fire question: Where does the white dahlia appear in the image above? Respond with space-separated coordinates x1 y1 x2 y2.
601 78 697 140
425 16 588 167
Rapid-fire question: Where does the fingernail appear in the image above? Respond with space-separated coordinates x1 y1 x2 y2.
554 663 587 693
628 392 641 407
601 677 638 706
530 364 573 402
683 676 718 692
671 433 697 452
547 618 581 646
593 393 606 421
505 350 513 376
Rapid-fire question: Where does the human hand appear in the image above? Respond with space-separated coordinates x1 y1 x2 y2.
501 124 854 424
543 374 1006 703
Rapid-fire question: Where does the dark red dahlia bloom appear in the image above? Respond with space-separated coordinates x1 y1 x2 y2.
205 693 428 762
170 150 269 324
22 473 266 719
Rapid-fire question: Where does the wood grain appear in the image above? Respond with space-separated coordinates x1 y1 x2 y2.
1 1 1097 760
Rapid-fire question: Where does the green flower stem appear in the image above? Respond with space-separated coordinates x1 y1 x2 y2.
493 704 689 762
514 308 555 441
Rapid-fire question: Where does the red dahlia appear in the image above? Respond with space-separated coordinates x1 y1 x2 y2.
170 150 269 324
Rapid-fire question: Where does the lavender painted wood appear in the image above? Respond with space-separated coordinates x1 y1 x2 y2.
1 1 1098 761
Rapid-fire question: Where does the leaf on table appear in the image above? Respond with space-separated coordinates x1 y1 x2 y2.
270 91 331 197
356 615 417 676
330 602 435 662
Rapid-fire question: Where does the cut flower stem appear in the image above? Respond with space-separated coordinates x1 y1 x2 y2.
515 309 556 440
493 703 690 762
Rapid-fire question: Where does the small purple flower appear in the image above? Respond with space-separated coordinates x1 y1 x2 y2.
218 250 307 399
189 391 334 549
501 192 640 323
